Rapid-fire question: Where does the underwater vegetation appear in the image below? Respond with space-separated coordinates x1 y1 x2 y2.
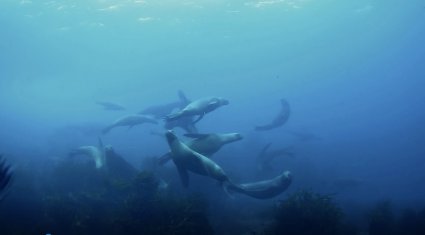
0 156 13 197
1 159 425 235
367 200 425 235
0 160 213 235
263 190 354 235
368 200 395 235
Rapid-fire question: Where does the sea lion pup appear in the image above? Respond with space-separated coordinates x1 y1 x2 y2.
255 99 290 131
165 130 238 194
158 132 243 165
165 96 229 124
96 101 126 111
257 143 295 172
228 171 292 199
102 114 158 134
139 90 190 119
69 138 106 169
0 155 13 198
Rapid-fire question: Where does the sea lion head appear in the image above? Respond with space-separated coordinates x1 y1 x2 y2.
220 133 243 144
219 98 229 105
279 171 292 187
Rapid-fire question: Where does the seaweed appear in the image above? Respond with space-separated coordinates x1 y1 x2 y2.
32 161 213 235
264 190 346 235
0 155 13 198
367 200 395 235
397 208 425 235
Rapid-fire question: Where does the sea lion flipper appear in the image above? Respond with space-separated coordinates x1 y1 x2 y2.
183 133 210 139
258 142 272 159
178 90 190 105
98 137 104 150
176 164 189 188
166 111 182 122
192 113 204 124
102 125 114 134
157 153 173 166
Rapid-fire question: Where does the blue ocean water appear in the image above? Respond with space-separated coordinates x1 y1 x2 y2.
0 1 424 234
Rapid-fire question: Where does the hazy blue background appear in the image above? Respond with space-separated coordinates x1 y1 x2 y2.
1 0 424 214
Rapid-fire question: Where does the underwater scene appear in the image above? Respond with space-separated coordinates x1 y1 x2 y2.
1 0 425 234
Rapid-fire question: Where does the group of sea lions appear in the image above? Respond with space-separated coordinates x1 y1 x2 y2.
0 92 292 201
73 91 293 199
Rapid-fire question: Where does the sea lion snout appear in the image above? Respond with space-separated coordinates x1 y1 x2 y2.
234 133 242 140
283 171 292 179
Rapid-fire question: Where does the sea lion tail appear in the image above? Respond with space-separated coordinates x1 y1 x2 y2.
102 125 113 135
221 179 244 198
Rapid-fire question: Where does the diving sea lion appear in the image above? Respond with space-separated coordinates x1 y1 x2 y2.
102 114 158 134
0 155 12 198
257 143 294 172
96 101 126 111
139 90 190 119
255 99 290 131
165 130 237 193
69 138 106 169
228 171 292 199
158 132 243 165
165 96 229 124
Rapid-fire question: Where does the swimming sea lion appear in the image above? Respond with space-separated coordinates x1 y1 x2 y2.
102 114 158 134
257 143 295 172
69 138 106 169
158 132 243 165
165 96 229 124
96 101 126 111
255 99 290 131
139 90 190 119
228 171 292 199
165 130 237 194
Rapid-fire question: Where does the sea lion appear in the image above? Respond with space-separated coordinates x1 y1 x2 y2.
165 96 229 124
103 146 139 181
257 143 295 172
165 130 237 193
69 138 106 169
139 90 190 119
102 114 158 134
255 99 290 131
228 171 292 199
164 116 198 134
158 132 243 165
0 155 12 199
70 140 141 180
96 101 126 111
